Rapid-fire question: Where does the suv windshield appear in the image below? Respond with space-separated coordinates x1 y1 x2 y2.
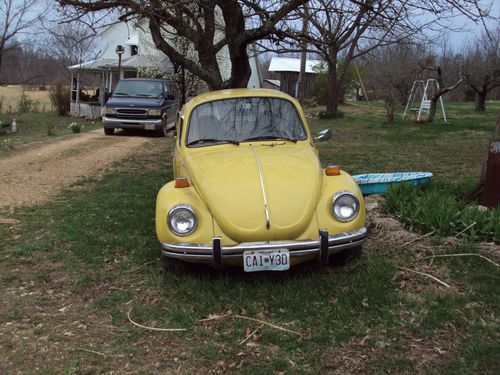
187 97 307 146
112 80 165 98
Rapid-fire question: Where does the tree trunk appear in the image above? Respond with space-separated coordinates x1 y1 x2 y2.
385 98 394 123
427 98 438 122
326 53 339 114
226 43 251 88
475 91 487 112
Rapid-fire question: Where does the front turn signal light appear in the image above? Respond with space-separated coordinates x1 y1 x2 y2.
175 176 190 188
326 165 341 176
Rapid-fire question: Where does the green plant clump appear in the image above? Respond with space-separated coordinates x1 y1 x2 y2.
68 122 81 134
385 181 500 243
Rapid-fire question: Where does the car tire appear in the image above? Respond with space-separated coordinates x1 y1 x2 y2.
329 246 362 266
156 117 169 137
104 127 114 136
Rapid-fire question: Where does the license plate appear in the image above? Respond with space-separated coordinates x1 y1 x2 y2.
243 249 290 272
144 124 156 130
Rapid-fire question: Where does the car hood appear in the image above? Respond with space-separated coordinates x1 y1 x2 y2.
185 144 322 242
106 97 163 108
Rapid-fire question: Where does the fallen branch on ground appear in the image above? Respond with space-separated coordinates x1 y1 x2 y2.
76 347 107 357
401 231 435 247
197 313 232 323
233 315 302 337
198 313 302 337
398 266 451 288
424 253 499 267
239 324 264 345
454 222 477 238
126 307 303 337
127 308 187 332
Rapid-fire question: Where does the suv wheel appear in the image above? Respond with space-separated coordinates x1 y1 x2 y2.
156 118 169 137
104 128 114 136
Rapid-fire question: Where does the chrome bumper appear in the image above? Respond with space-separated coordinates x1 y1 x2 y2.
161 227 367 269
103 116 162 129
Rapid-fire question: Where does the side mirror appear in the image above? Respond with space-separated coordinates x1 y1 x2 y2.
165 94 175 101
316 128 332 141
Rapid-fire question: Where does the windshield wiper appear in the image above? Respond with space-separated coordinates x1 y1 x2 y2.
136 93 155 97
113 92 130 97
187 138 240 146
241 135 297 143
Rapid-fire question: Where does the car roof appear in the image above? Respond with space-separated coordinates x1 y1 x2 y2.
183 88 299 114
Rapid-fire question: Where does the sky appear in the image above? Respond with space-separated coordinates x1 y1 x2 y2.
443 0 500 50
11 0 500 51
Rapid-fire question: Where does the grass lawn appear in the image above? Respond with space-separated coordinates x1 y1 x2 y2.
0 101 498 374
0 112 101 156
0 85 52 113
308 100 500 180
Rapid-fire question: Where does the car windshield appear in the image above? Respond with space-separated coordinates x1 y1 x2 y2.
186 97 307 146
112 80 164 98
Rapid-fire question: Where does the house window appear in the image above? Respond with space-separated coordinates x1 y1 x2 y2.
131 45 138 56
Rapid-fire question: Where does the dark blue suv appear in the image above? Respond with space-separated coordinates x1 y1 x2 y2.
102 78 178 136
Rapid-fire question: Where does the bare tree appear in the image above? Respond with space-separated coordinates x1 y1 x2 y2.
58 0 306 90
362 41 430 105
0 0 46 74
463 27 500 112
279 0 433 114
276 0 495 114
44 21 98 80
420 63 463 122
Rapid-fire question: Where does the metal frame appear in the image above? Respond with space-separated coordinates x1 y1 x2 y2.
403 79 447 123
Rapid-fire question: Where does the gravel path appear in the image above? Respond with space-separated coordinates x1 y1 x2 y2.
0 130 155 210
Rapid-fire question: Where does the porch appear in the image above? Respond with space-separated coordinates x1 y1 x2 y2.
68 56 170 119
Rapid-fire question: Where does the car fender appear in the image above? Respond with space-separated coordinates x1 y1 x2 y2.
316 170 366 235
155 182 214 244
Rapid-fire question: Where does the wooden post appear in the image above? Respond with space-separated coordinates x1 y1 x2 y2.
483 117 500 208
70 70 74 116
76 73 81 115
298 2 309 103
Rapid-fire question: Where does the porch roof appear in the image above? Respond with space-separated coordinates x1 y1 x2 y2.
68 55 171 72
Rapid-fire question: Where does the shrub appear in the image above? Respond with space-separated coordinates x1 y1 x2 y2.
385 181 500 243
49 83 70 116
18 91 36 113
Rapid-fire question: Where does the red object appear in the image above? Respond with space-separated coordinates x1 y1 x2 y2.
483 140 500 208
175 177 190 188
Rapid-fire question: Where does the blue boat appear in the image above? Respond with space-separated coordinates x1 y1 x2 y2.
352 172 433 195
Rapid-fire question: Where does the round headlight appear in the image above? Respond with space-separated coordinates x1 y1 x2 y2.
167 204 197 236
332 191 359 222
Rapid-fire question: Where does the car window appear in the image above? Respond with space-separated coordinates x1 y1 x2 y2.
112 80 164 98
186 97 307 146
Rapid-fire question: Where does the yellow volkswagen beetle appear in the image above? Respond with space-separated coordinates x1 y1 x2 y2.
156 89 366 272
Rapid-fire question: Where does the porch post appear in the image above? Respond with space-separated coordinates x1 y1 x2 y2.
76 73 81 115
100 73 105 104
70 71 73 115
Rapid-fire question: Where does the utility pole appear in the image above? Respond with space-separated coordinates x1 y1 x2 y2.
298 2 309 103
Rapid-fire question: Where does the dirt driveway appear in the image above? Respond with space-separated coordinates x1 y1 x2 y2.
0 130 158 210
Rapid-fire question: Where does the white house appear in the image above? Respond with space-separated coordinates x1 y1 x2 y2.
69 20 262 119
